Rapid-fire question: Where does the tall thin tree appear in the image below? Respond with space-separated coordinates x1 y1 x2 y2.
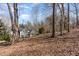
67 3 70 32
74 4 79 26
51 3 55 37
13 3 19 42
7 3 14 33
57 4 63 36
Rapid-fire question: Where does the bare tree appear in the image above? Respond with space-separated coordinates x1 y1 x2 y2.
7 3 19 44
74 4 79 26
32 4 39 33
7 3 16 44
51 3 55 37
67 3 70 32
57 4 63 35
7 3 14 33
13 3 19 41
61 3 65 30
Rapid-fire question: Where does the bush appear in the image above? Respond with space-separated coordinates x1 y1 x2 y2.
0 33 10 42
4 34 10 42
38 27 44 34
0 19 10 42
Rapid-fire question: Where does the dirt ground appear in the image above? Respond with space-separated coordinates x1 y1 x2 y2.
0 28 79 56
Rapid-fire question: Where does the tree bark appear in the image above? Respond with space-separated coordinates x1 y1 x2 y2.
7 3 15 43
51 3 55 37
13 3 19 43
57 4 63 36
67 3 70 32
7 3 14 33
74 4 79 26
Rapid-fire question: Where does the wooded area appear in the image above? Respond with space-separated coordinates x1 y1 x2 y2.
0 3 79 56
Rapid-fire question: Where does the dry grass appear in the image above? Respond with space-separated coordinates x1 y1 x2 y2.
0 28 79 56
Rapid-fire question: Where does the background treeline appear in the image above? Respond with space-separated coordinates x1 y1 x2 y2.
0 3 79 44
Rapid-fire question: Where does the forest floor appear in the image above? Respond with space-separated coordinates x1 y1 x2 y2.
0 28 79 56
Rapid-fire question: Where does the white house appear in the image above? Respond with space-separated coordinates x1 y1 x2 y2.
20 29 27 38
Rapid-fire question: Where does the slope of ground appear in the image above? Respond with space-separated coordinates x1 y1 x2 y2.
0 28 79 56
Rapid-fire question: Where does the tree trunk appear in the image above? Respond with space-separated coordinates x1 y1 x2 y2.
60 14 63 35
51 3 55 38
61 4 65 30
74 4 79 26
13 3 19 43
7 3 15 43
57 4 63 36
67 3 70 32
7 3 14 30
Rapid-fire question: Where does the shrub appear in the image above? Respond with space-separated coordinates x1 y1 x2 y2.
0 33 10 42
0 19 10 42
38 27 44 34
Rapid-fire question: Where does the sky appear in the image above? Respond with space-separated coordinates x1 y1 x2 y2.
0 3 79 26
0 3 53 25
